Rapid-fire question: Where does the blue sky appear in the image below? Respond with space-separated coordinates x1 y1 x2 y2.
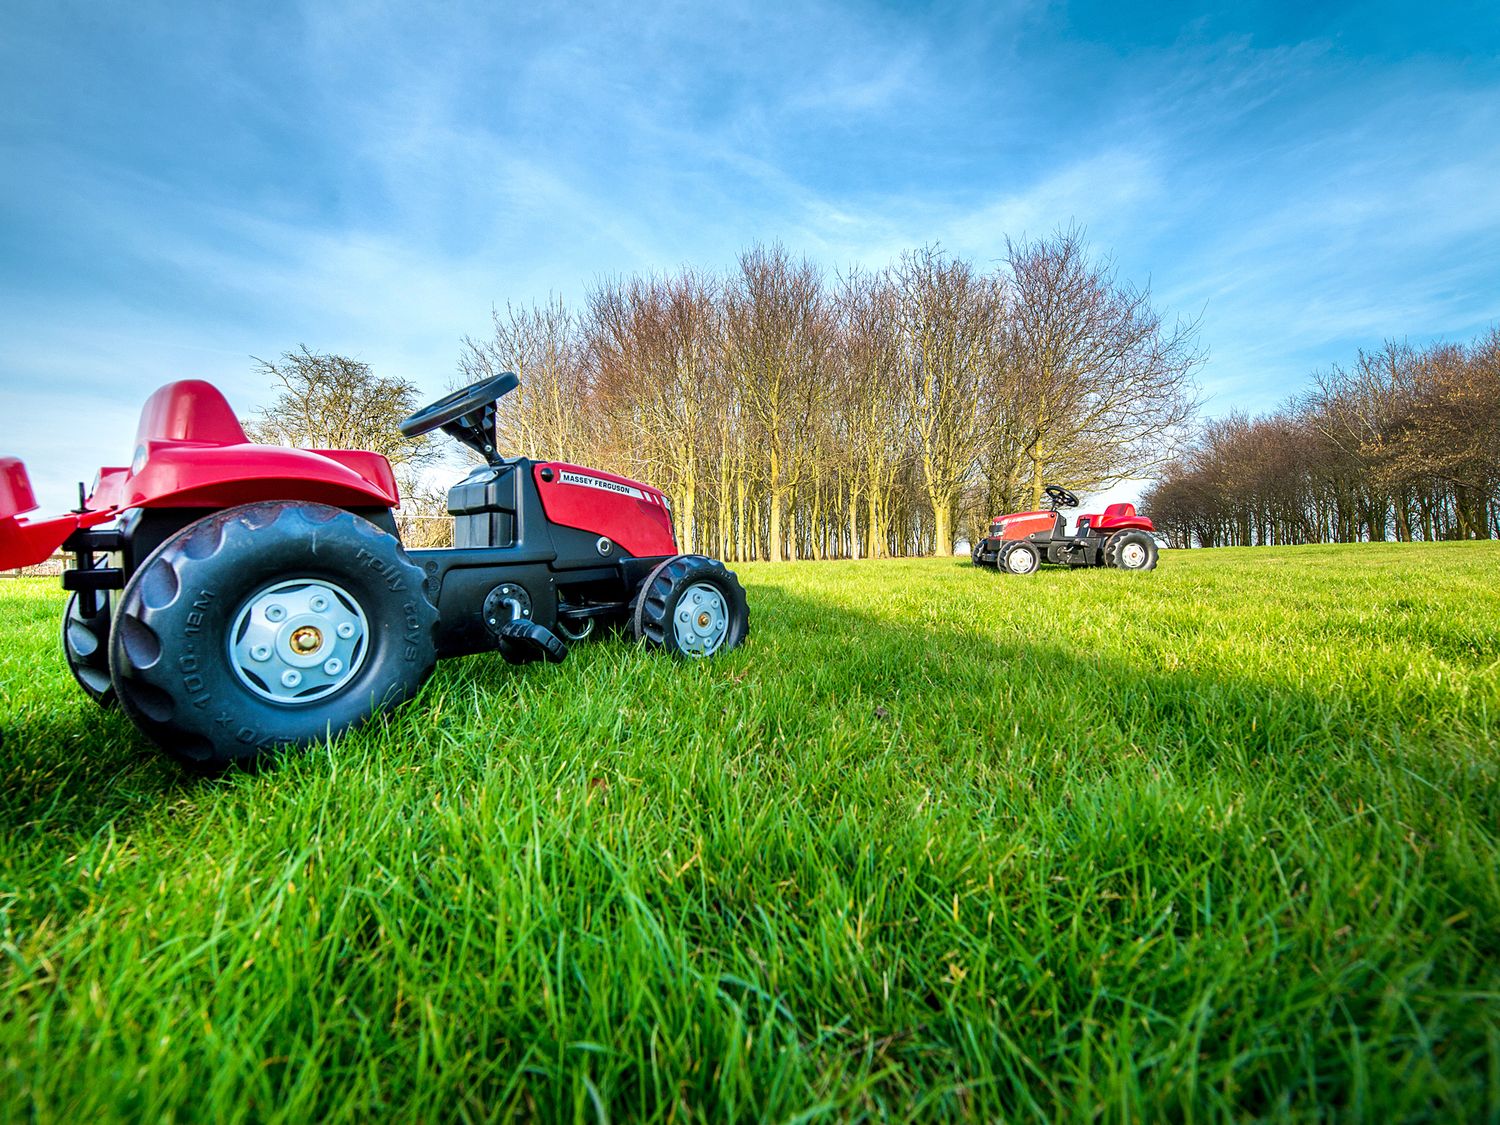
3 0 1498 511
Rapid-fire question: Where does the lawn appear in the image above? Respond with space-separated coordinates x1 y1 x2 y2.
2 543 1497 1123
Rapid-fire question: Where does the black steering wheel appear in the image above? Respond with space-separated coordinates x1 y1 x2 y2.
1043 484 1080 509
399 372 519 438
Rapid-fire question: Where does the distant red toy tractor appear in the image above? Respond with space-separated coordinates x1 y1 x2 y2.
973 484 1159 574
0 373 749 769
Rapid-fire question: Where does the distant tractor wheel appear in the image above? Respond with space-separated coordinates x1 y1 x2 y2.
1104 530 1159 572
63 591 115 706
109 501 438 771
1002 542 1042 576
971 540 984 566
632 554 750 658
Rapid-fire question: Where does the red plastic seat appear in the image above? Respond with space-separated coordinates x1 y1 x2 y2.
134 380 249 446
1094 501 1154 532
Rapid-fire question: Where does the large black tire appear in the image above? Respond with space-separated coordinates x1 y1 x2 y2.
110 502 438 770
632 555 749 658
1104 530 1159 571
1002 542 1042 576
63 591 115 707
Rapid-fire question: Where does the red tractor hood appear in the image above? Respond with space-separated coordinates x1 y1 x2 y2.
533 462 677 558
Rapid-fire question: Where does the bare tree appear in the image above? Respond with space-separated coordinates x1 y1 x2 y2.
831 269 904 558
889 247 1005 555
1148 330 1499 545
244 346 448 545
458 299 592 464
449 237 1217 559
723 245 833 561
1006 229 1202 509
588 271 721 553
244 347 434 468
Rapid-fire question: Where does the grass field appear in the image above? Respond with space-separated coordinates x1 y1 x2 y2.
2 543 1498 1123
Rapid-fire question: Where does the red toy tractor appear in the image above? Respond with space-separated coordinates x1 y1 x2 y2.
972 484 1159 574
0 373 749 769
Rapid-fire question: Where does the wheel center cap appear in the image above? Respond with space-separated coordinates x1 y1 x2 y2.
290 626 323 655
697 611 712 628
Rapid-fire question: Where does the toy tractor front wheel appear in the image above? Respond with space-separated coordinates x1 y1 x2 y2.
63 591 115 706
109 501 438 770
1001 542 1042 575
632 555 749 658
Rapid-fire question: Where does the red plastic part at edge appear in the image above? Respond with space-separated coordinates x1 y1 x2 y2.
0 458 117 569
0 457 38 521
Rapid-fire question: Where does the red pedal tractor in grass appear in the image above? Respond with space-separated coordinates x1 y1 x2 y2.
972 484 1160 575
0 373 749 770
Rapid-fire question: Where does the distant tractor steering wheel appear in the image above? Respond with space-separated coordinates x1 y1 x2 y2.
1043 484 1080 509
399 372 519 439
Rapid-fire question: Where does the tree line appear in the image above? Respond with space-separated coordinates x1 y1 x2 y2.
456 233 1200 559
1142 331 1500 547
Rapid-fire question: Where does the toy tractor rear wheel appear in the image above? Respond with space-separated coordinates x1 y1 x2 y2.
63 591 115 706
109 501 438 771
1104 530 1159 571
632 554 749 658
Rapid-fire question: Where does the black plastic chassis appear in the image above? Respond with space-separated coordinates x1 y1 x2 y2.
63 456 672 659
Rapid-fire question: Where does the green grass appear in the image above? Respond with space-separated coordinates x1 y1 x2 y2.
2 542 1498 1123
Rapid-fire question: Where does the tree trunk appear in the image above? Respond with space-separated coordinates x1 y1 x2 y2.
1393 493 1411 542
768 447 784 561
680 472 696 555
811 486 824 561
735 475 747 562
928 490 954 557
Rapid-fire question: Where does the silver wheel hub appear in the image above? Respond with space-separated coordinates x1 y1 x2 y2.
1008 549 1036 574
230 579 369 705
1122 543 1147 568
673 582 730 657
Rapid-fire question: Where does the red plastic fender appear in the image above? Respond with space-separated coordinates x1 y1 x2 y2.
1093 515 1156 533
121 444 399 509
533 463 677 558
1093 501 1155 533
119 381 399 510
